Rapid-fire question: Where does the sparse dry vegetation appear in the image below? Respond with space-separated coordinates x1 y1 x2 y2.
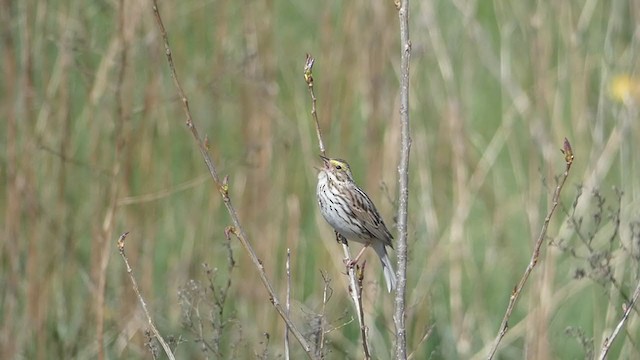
2 0 640 359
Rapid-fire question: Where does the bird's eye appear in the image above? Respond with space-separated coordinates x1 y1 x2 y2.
336 165 342 170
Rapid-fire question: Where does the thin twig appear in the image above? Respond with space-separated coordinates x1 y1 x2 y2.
117 174 209 206
487 138 574 359
598 277 640 360
117 232 176 360
150 2 315 357
318 271 332 358
337 233 367 331
395 0 412 358
304 55 368 334
285 248 291 360
304 54 325 157
356 261 372 360
407 325 435 360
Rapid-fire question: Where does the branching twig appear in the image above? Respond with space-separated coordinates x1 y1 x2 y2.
597 276 640 359
487 138 575 359
395 0 412 358
150 2 315 357
117 232 176 360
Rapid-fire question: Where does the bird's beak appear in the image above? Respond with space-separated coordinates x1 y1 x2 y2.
315 155 330 172
315 155 329 171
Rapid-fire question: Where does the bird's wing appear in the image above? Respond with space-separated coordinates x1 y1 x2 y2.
349 185 394 247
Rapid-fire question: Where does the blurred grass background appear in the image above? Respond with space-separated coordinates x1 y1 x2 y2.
2 0 640 358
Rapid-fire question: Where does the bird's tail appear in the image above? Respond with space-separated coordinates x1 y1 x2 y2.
373 242 396 293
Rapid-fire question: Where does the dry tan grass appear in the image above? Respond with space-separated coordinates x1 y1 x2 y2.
2 0 640 359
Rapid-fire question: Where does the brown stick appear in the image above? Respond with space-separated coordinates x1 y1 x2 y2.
117 233 176 360
487 138 574 359
304 54 369 351
356 261 372 359
304 54 326 157
598 277 640 359
149 2 316 357
394 0 412 358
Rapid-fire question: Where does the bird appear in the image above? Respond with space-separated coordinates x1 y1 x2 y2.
316 155 397 292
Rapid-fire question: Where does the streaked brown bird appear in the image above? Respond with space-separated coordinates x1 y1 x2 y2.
316 155 396 292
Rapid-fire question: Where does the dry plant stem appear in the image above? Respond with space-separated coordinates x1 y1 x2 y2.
285 249 291 360
356 263 372 360
337 234 367 331
486 139 574 360
407 325 435 360
221 210 315 357
304 54 325 157
150 2 315 357
598 277 640 359
304 55 367 342
116 233 176 360
395 0 412 359
318 272 331 357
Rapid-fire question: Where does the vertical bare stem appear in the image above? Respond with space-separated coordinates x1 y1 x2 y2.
394 0 412 358
318 272 331 358
285 248 291 360
356 262 371 359
337 234 366 331
304 54 326 157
